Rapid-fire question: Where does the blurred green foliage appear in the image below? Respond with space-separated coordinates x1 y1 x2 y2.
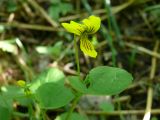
48 0 73 21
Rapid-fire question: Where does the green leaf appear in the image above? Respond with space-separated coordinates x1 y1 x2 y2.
1 86 23 98
99 102 114 112
29 67 65 92
151 117 158 120
49 41 63 57
0 85 24 108
51 0 61 4
35 83 74 109
36 41 63 57
0 95 12 109
59 3 73 15
1 85 34 107
0 25 5 33
48 2 73 20
55 112 87 120
0 106 11 120
67 76 87 93
144 4 160 12
86 66 133 95
7 0 18 12
48 5 60 20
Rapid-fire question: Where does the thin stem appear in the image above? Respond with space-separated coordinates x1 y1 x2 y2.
27 0 58 27
28 103 33 120
74 34 80 77
85 109 160 115
104 0 124 47
65 95 81 120
81 0 92 15
65 35 82 120
143 41 159 120
116 95 125 120
100 25 117 67
0 22 61 31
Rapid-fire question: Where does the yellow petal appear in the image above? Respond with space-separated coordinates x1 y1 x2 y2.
61 21 85 35
82 15 101 34
80 35 97 58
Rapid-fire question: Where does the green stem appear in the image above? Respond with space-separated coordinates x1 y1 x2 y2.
74 34 80 78
28 102 33 120
41 109 46 120
101 25 117 67
116 95 125 120
65 35 81 120
104 0 124 47
65 95 81 120
81 0 92 15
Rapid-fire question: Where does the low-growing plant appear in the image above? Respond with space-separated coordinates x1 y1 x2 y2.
0 15 133 120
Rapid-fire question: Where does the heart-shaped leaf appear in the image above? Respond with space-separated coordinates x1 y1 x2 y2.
86 66 133 95
35 83 74 109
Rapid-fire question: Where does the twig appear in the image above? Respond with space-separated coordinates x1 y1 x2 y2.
0 0 137 32
56 41 74 62
0 22 63 31
59 0 134 22
96 40 160 59
125 42 160 59
143 41 159 120
65 95 81 120
14 54 34 82
27 0 58 27
21 1 34 18
85 109 160 115
123 36 151 42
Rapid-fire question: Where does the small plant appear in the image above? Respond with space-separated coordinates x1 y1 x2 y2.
0 16 133 120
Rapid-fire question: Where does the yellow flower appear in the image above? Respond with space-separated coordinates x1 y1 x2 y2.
17 80 26 87
62 15 101 58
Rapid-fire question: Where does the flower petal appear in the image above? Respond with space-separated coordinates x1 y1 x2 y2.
80 35 97 58
82 15 101 34
61 21 85 35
